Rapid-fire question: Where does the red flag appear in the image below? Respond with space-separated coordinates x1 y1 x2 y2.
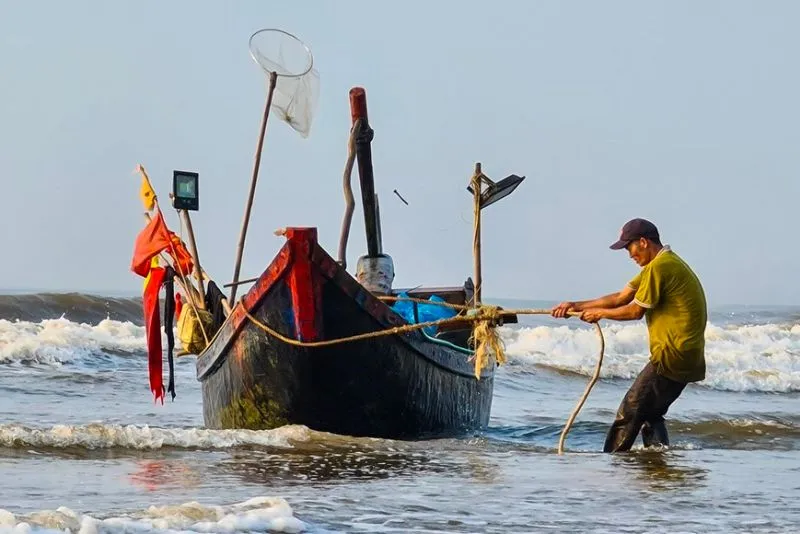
131 212 172 277
131 211 194 278
143 265 167 403
168 234 194 278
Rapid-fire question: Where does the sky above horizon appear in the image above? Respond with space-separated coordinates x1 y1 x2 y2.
1 1 798 306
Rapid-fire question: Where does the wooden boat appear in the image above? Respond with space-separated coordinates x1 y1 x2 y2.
197 227 495 439
195 87 523 440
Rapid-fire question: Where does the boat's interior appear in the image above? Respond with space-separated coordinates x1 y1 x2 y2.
390 278 517 350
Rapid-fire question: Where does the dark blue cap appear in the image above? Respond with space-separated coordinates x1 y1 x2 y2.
610 218 660 250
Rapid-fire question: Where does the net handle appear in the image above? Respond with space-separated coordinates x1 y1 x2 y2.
248 28 314 79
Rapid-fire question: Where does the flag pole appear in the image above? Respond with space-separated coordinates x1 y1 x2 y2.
229 70 279 303
178 206 206 305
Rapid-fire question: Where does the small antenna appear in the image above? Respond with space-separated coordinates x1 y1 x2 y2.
393 189 409 206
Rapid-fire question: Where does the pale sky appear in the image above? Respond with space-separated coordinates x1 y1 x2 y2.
1 1 798 306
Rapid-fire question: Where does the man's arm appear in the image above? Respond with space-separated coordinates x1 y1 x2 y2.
580 301 646 323
552 285 635 317
573 286 636 311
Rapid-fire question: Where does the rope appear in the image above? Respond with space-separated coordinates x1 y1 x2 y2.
242 305 490 348
557 319 604 456
240 297 605 455
337 121 358 269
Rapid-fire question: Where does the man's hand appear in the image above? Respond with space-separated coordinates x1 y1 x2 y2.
552 301 576 318
580 308 606 323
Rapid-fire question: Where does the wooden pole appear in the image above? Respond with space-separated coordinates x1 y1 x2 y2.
179 209 206 305
349 87 382 257
223 276 259 288
374 193 382 255
230 70 279 303
472 162 482 307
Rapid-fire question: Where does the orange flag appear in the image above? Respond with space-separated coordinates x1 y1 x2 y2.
131 211 195 278
131 211 172 277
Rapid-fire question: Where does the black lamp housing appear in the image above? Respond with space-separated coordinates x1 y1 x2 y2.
173 170 199 211
466 174 525 210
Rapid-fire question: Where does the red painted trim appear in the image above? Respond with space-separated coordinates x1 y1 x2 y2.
241 245 292 312
285 228 322 342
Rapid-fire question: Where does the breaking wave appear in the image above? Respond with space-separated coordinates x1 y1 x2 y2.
0 496 306 533
0 423 313 451
501 321 800 393
0 318 146 366
2 292 799 393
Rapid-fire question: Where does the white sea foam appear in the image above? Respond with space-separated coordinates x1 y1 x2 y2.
0 423 311 450
500 322 800 392
0 496 306 533
0 318 148 365
2 316 798 392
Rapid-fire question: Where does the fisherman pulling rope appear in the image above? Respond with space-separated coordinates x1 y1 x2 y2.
552 218 708 453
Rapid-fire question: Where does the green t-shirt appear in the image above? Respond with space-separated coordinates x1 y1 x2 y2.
628 246 707 383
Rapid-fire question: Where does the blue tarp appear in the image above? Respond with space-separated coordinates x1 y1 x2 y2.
390 292 457 336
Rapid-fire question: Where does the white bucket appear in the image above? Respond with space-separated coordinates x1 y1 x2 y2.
355 254 395 294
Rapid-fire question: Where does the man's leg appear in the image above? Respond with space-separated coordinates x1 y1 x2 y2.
603 363 659 453
641 374 687 448
641 419 668 447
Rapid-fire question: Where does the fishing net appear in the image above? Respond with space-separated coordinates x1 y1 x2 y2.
248 28 320 138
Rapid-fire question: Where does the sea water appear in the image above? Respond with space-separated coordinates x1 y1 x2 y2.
0 293 798 533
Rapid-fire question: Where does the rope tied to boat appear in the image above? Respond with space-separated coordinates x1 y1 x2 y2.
239 296 605 455
468 306 507 378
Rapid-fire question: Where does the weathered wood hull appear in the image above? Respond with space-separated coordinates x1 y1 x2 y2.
195 228 495 440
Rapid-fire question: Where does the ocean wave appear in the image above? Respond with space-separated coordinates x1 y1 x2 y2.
0 318 147 365
501 322 800 392
0 496 306 533
0 293 144 325
2 296 799 394
0 423 312 451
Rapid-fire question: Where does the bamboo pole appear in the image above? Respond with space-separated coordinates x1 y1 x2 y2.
179 208 206 304
471 162 483 307
230 70 279 303
223 276 259 289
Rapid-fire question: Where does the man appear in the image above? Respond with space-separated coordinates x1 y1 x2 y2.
552 218 707 452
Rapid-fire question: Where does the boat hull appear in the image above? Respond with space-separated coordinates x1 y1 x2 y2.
196 228 495 440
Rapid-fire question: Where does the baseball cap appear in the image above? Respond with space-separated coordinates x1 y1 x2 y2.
609 218 660 250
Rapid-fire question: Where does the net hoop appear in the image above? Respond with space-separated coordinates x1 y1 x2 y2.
248 28 314 79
